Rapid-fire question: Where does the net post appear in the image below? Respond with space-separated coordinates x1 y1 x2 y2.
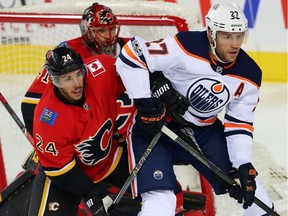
0 139 7 191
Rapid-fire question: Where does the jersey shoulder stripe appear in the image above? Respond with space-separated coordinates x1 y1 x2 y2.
231 50 262 87
119 40 147 70
118 51 142 70
175 31 210 60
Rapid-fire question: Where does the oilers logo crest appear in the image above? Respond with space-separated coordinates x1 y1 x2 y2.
187 78 230 113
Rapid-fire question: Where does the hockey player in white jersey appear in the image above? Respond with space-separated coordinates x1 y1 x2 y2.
115 3 276 216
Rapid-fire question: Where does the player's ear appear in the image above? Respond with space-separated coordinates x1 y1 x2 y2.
207 28 213 43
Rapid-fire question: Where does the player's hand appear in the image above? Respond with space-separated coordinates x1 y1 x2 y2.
83 183 110 216
228 162 257 209
151 77 190 126
228 168 243 204
134 97 166 136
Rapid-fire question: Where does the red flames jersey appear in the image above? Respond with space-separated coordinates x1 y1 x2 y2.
33 55 134 182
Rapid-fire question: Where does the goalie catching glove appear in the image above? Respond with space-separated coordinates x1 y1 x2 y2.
228 162 258 209
151 77 190 126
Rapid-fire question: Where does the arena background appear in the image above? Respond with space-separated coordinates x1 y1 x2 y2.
0 0 287 82
0 1 286 215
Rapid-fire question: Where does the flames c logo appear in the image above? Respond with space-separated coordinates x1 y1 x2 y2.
98 10 114 24
75 119 113 165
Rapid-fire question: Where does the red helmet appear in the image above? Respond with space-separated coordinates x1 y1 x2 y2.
80 3 120 55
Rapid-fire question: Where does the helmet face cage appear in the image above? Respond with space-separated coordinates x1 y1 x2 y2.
205 3 248 41
80 3 120 55
45 46 84 77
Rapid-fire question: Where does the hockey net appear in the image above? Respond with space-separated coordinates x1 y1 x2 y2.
0 0 286 215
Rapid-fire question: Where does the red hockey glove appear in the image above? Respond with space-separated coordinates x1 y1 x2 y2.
134 97 166 136
151 77 190 126
228 162 258 209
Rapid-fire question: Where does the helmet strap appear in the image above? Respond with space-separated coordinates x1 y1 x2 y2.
209 30 228 64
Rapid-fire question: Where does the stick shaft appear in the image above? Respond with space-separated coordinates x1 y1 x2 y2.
161 125 279 216
113 130 162 204
0 91 33 145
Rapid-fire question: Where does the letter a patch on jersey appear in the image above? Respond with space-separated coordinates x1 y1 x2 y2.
87 59 106 77
40 107 58 126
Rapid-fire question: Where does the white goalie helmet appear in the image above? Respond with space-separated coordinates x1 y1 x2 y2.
205 3 248 40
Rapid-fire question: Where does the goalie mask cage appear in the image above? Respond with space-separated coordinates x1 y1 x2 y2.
0 1 286 215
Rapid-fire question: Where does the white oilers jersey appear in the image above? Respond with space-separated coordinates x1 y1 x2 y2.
116 31 262 168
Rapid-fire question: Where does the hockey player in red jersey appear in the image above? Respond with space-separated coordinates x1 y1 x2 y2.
116 3 277 216
21 2 128 135
29 46 132 215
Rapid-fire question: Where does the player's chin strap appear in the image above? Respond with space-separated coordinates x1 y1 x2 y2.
210 41 227 64
160 125 279 216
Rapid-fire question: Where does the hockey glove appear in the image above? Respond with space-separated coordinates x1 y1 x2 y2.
228 162 257 209
107 204 124 216
134 97 166 136
228 168 243 204
151 77 190 126
83 183 110 216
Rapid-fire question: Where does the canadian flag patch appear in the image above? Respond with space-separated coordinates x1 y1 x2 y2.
87 59 106 77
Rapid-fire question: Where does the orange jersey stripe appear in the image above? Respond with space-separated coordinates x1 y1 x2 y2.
123 43 147 69
227 74 260 89
174 35 210 64
127 123 138 198
198 116 217 124
224 122 254 132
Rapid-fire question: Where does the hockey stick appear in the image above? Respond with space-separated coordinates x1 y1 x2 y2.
0 91 33 145
0 91 39 204
112 130 163 205
0 91 39 172
161 125 279 216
